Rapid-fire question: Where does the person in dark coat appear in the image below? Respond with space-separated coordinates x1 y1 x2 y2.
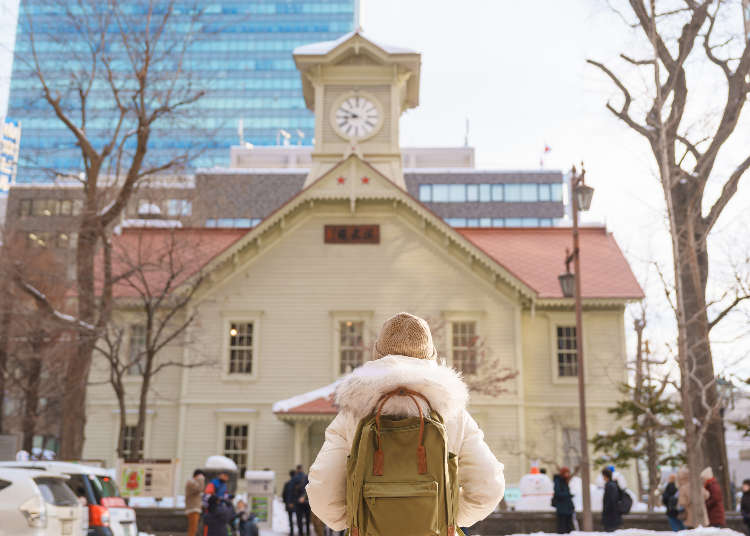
282 470 298 535
552 466 575 534
204 495 235 536
740 479 750 536
700 467 726 528
293 465 311 536
662 473 684 531
602 468 623 532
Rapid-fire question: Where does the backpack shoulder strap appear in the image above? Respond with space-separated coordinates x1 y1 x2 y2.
371 387 433 476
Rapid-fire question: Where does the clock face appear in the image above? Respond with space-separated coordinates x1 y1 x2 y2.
333 95 381 140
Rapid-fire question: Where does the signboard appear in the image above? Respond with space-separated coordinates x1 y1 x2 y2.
0 434 18 461
245 470 274 529
324 225 380 244
503 486 522 505
118 460 176 498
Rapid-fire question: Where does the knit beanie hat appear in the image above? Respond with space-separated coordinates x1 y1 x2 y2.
373 312 438 360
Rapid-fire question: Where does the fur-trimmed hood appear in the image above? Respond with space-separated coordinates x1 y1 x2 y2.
335 355 469 420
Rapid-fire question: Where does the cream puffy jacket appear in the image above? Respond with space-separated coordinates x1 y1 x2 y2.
306 355 505 531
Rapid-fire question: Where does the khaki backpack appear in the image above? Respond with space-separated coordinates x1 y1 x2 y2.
345 387 462 536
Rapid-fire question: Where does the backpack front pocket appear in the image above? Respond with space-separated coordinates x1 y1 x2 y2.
363 480 439 536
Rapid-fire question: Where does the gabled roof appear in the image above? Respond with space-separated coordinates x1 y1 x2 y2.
293 29 417 56
458 227 644 300
108 156 642 305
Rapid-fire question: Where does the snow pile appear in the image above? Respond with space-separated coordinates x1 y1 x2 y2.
515 470 553 511
272 379 342 413
293 29 416 56
504 529 745 536
205 455 238 471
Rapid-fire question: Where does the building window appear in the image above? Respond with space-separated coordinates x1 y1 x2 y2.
19 199 32 217
339 321 364 374
479 183 491 202
505 184 522 202
228 322 254 374
418 184 432 202
556 326 578 377
448 184 466 202
491 184 503 201
432 184 449 202
562 427 581 469
223 424 249 475
451 321 478 374
167 199 192 216
539 184 551 201
206 218 260 228
466 184 479 202
122 424 144 460
128 325 146 376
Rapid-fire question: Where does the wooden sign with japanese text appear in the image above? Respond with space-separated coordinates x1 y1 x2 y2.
324 225 380 244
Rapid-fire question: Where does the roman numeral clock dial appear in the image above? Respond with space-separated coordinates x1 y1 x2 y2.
331 93 382 141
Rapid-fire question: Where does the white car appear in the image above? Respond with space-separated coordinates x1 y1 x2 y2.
0 461 137 536
0 467 84 536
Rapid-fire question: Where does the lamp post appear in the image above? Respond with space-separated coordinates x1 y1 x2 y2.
559 163 594 531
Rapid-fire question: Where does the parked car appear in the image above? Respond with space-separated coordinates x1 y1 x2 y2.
0 467 84 536
0 462 136 536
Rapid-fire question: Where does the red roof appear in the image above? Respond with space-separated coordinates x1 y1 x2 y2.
457 227 644 300
106 225 641 301
277 396 338 415
108 228 245 298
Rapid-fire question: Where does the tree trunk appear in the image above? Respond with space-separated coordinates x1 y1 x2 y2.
115 382 127 460
674 200 731 507
134 361 151 462
60 226 99 459
646 430 659 512
22 357 42 453
0 285 11 434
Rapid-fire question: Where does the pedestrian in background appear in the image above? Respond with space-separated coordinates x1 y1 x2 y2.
552 466 575 534
676 466 708 528
701 467 726 528
662 473 684 532
282 469 298 535
740 479 750 536
204 495 235 536
185 469 205 536
293 465 311 536
602 468 623 532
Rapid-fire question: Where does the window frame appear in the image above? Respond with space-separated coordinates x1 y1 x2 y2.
330 311 372 378
548 315 588 384
215 410 257 477
555 325 579 379
126 324 147 378
111 410 153 462
121 424 145 460
221 313 262 381
443 312 485 375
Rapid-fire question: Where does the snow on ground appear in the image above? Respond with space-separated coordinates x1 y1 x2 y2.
505 529 745 536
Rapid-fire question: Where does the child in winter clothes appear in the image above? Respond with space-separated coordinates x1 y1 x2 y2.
306 312 505 532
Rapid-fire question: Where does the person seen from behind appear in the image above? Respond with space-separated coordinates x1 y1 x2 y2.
306 312 505 533
602 468 623 532
552 466 575 534
676 466 708 528
740 479 750 536
293 465 311 536
185 469 205 536
662 473 684 532
701 467 726 528
203 494 235 536
282 469 298 535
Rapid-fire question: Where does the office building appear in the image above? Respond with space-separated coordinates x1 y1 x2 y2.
6 0 359 182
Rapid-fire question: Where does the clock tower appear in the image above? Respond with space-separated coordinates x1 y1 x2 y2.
293 30 421 189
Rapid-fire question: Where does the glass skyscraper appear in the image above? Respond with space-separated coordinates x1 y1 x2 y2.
6 0 359 182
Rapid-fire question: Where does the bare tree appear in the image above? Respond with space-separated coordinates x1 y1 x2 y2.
0 232 71 452
13 0 207 458
94 227 212 459
588 0 750 509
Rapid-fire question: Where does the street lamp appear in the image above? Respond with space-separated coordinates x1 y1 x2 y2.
558 163 595 531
